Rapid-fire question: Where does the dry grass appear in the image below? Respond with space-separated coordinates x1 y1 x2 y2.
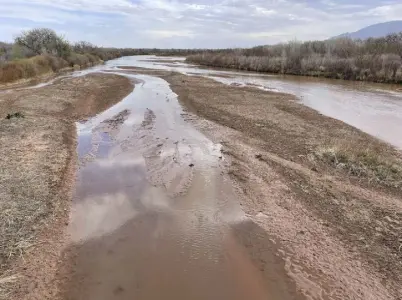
0 118 66 258
313 141 402 188
0 55 67 84
0 115 70 300
0 273 21 299
0 73 132 300
0 54 104 85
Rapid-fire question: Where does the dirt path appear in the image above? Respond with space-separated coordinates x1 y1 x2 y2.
0 73 133 300
113 67 402 300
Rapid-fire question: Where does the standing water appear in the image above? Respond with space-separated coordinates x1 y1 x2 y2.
62 56 401 299
64 67 304 299
109 56 402 149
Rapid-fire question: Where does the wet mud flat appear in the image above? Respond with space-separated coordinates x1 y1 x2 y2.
0 73 133 300
59 73 307 300
118 67 402 300
3 55 400 300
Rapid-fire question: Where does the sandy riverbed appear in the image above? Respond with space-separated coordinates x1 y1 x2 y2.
1 62 401 300
118 67 402 300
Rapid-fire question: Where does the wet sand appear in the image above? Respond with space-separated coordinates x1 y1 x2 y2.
59 74 305 300
102 65 402 299
57 57 402 300
162 73 402 300
3 56 402 300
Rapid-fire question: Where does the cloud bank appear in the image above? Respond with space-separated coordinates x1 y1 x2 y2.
0 0 401 48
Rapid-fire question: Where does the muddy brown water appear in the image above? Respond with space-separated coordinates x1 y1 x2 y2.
111 56 402 149
64 73 305 299
60 56 402 299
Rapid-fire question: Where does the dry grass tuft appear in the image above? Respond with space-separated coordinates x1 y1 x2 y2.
313 140 402 188
0 273 20 300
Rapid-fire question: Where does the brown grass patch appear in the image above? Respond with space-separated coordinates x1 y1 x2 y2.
0 55 67 84
0 54 104 85
313 140 402 188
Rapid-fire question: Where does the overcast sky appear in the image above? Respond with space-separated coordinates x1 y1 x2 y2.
0 0 401 48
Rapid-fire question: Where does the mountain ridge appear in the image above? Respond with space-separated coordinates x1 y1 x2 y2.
334 20 402 39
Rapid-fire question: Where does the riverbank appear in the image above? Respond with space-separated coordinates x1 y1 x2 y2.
0 54 106 87
2 60 401 299
186 53 402 84
0 73 133 300
120 66 402 299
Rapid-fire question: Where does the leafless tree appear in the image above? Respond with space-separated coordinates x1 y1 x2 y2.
15 28 71 58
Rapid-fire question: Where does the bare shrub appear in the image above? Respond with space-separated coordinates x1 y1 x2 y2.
1 27 151 84
0 55 69 83
84 53 100 64
380 54 401 81
15 28 71 58
187 32 402 83
301 53 323 74
65 53 90 67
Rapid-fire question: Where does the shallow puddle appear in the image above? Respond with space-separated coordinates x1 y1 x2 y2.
65 70 304 300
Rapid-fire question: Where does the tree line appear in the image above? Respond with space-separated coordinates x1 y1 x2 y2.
0 28 208 84
186 33 402 83
0 28 214 65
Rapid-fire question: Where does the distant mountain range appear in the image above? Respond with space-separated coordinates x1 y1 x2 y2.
333 20 402 39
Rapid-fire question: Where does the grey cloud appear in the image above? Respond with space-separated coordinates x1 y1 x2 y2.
0 0 400 47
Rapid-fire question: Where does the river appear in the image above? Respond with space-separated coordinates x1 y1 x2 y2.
61 56 401 300
107 56 402 149
65 61 304 300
